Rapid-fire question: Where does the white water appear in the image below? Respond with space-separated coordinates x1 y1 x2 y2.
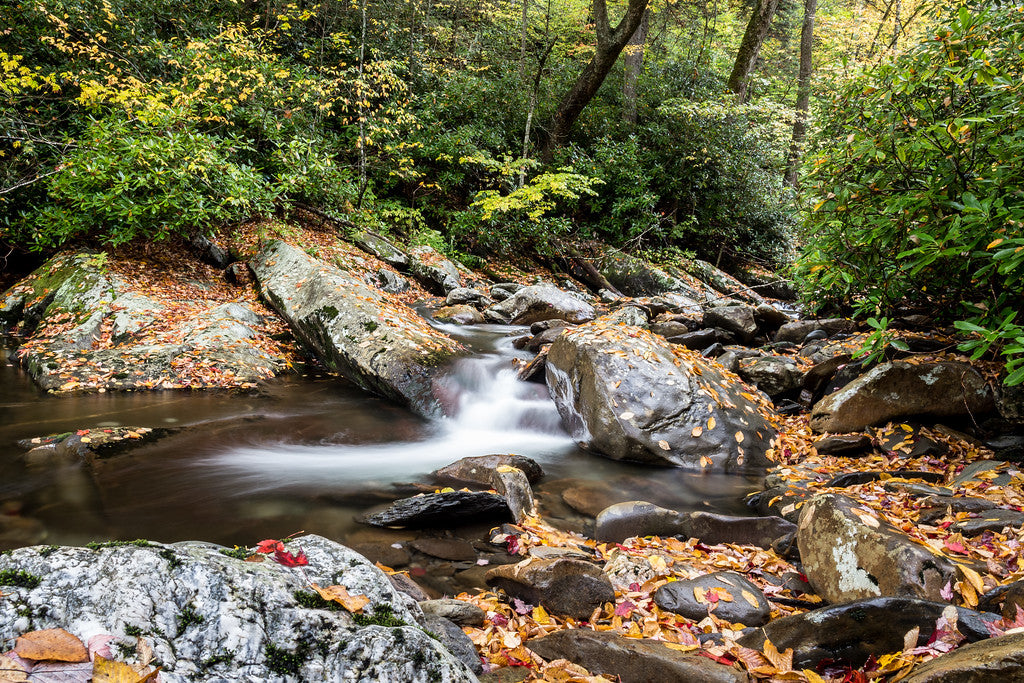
203 325 577 488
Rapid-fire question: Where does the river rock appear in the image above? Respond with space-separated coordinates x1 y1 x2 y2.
665 328 721 350
528 627 744 683
703 304 758 343
774 318 855 344
952 508 1024 536
738 355 804 396
598 306 649 327
810 361 996 433
419 599 486 627
433 304 484 325
19 426 165 465
375 268 411 294
445 287 491 307
596 248 707 303
680 510 797 549
252 240 462 416
595 501 688 542
408 245 462 294
737 597 1002 670
683 259 765 305
486 285 595 326
361 491 511 528
918 495 998 524
797 493 958 603
903 631 1024 682
432 454 544 487
0 535 474 681
420 615 482 675
654 571 770 626
485 558 614 620
354 231 410 269
490 466 536 523
545 323 777 470
813 433 872 456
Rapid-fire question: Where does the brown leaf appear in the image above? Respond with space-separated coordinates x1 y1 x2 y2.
311 583 371 613
14 628 88 663
92 655 160 683
0 654 29 683
763 637 793 673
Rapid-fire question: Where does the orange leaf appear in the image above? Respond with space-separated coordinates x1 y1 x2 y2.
14 628 88 663
91 655 160 683
311 583 371 613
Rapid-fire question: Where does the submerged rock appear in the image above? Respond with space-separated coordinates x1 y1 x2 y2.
0 535 475 682
252 240 462 416
361 491 511 528
527 629 745 683
810 361 995 433
545 323 777 470
485 558 614 620
797 493 958 603
737 597 1001 670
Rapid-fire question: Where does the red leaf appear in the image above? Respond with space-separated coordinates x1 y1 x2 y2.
506 535 521 555
273 548 308 567
698 651 734 665
614 600 635 617
943 539 967 554
256 539 284 554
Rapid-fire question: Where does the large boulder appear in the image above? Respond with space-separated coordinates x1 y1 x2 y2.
354 231 410 269
737 597 1002 670
408 245 462 294
654 571 771 626
526 630 746 683
485 285 595 326
702 305 758 343
0 535 475 682
797 493 959 603
485 558 615 620
810 361 996 432
545 323 778 470
680 259 765 305
596 248 707 304
252 240 462 415
903 631 1024 682
737 356 804 397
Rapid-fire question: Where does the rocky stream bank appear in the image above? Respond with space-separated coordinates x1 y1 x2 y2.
2 223 1024 681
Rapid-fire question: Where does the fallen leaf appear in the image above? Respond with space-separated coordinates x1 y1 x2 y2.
707 417 716 430
91 655 159 683
657 440 670 451
273 548 308 567
691 426 703 437
311 583 370 613
14 629 89 663
740 590 760 608
0 654 28 682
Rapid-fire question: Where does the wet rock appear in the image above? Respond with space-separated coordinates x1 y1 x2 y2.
561 482 631 518
485 558 615 620
545 323 777 470
445 287 491 307
823 470 944 488
810 361 996 433
797 493 958 603
361 491 511 529
737 597 1002 670
354 231 410 269
433 305 484 325
654 571 771 626
0 535 475 681
408 245 462 294
813 433 872 456
20 427 166 465
703 305 758 343
681 511 797 549
595 501 688 542
252 240 462 416
486 285 595 326
903 630 1024 682
410 538 477 562
432 455 544 487
918 495 998 524
350 542 411 568
737 355 804 397
952 508 1024 536
420 615 482 675
526 326 567 352
375 268 410 294
527 627 745 683
490 466 536 523
419 599 486 627
774 318 855 344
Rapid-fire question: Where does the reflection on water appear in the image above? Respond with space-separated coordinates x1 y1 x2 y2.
0 323 763 549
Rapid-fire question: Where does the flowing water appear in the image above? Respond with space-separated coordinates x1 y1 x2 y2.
0 323 762 550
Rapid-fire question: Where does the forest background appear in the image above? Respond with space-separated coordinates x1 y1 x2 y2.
1 0 1022 381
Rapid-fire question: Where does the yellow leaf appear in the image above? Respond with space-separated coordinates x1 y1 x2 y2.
707 417 716 430
735 431 744 443
657 440 671 451
311 583 370 613
532 605 551 625
803 670 827 683
664 643 698 652
958 565 986 594
693 587 708 604
987 238 1004 250
741 590 760 608
91 656 159 683
691 426 703 437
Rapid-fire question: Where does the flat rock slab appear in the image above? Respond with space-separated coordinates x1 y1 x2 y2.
252 240 462 416
527 629 746 683
410 538 478 562
810 361 995 433
681 510 796 549
952 508 1024 536
361 492 511 529
545 323 777 471
485 558 614 620
797 493 958 603
432 454 544 487
824 470 945 488
595 501 688 543
903 631 1024 682
0 535 474 682
654 571 771 626
813 434 872 456
737 597 1002 670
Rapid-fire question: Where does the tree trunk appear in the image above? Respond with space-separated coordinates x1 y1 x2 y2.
727 0 781 102
544 0 649 158
784 0 817 187
621 9 649 125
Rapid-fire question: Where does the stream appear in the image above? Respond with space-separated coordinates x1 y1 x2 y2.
0 323 763 550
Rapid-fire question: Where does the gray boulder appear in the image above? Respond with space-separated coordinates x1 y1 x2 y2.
445 287 492 308
485 558 614 620
252 240 462 415
545 323 777 470
797 493 958 603
702 304 758 343
354 231 410 269
486 285 595 326
595 501 688 542
0 535 475 682
408 245 462 294
738 355 804 397
654 571 771 626
596 248 708 303
903 631 1024 682
810 361 996 433
361 491 511 529
774 318 856 344
434 305 484 325
682 259 764 305
432 454 544 487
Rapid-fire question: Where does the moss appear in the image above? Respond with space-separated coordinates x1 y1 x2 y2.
265 642 310 676
38 545 60 556
86 539 154 550
352 605 407 628
0 570 42 589
319 305 340 319
293 590 342 611
361 320 379 333
124 624 145 637
202 651 235 668
177 604 205 635
115 641 136 659
159 548 183 570
218 546 251 560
